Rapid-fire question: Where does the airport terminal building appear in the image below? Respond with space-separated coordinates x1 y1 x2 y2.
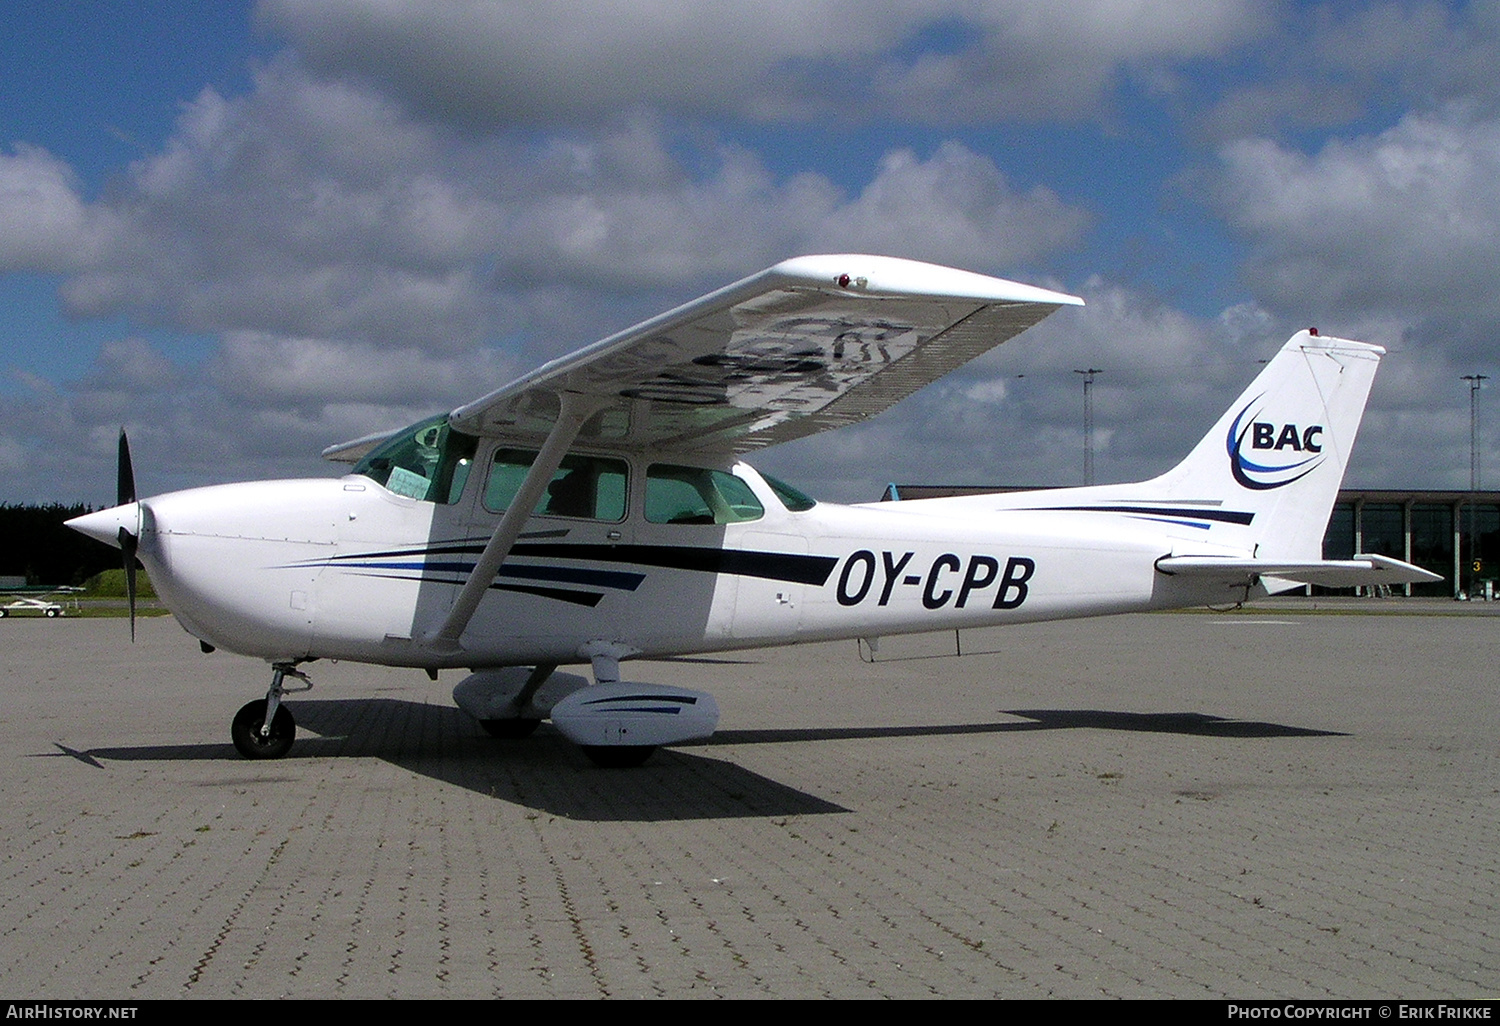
881 486 1500 599
1322 489 1500 598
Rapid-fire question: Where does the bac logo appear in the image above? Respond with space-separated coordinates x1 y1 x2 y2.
1251 422 1322 452
835 550 1034 610
1226 395 1326 491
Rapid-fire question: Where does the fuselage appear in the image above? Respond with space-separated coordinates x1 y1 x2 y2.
71 454 1250 670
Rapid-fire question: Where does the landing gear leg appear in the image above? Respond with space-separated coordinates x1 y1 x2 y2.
231 662 310 759
476 663 553 739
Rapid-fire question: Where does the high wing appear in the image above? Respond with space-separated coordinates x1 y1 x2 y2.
440 255 1081 453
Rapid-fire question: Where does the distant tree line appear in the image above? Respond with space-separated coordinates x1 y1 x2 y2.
0 505 119 586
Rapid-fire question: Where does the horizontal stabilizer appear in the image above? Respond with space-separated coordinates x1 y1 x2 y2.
1156 554 1442 588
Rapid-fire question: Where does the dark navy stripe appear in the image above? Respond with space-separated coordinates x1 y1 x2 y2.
317 542 838 586
324 532 557 560
493 582 604 608
580 705 682 714
510 543 839 586
1126 516 1214 530
332 559 642 591
582 693 699 706
1020 505 1255 526
498 563 643 590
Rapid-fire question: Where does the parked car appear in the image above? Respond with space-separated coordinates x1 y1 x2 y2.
0 597 64 618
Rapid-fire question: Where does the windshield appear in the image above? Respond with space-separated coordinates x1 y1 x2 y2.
352 415 478 504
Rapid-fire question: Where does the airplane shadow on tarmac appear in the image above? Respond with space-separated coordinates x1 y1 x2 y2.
711 708 1343 746
53 699 1341 822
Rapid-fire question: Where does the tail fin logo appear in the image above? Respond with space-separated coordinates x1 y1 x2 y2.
1226 396 1325 491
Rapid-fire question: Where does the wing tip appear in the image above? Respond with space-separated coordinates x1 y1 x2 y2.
769 254 1083 308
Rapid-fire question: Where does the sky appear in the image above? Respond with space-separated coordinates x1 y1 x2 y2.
2 0 1498 505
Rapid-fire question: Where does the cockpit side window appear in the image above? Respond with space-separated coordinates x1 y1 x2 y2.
483 449 628 521
352 415 478 505
645 464 764 525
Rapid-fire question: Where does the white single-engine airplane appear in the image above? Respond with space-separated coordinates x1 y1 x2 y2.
69 255 1439 766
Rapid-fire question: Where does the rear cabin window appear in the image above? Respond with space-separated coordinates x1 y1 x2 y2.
645 465 764 525
761 473 817 512
353 415 477 504
484 449 628 521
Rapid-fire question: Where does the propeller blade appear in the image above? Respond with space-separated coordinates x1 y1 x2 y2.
117 430 136 508
118 526 138 642
116 431 139 641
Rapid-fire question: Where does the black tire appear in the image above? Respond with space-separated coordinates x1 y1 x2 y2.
479 717 540 739
0 608 8 618
44 608 58 618
581 745 656 768
231 699 295 759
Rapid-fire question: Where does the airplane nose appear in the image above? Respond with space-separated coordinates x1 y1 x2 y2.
66 503 141 548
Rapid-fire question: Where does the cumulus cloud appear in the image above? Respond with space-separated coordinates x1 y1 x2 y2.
867 0 1270 122
1214 109 1500 341
258 0 1269 126
817 144 1088 266
1303 2 1500 114
78 338 184 395
212 332 518 409
1194 3 1500 139
0 59 1090 364
13 0 1489 504
0 51 1098 501
503 132 1087 292
0 145 103 272
1202 96 1500 492
56 67 515 351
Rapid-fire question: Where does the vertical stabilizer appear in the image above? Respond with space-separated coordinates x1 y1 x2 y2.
1143 331 1383 560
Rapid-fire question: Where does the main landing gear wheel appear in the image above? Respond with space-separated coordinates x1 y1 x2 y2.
231 699 295 759
581 745 656 768
479 718 541 739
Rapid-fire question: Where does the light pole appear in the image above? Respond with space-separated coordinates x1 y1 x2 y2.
1461 374 1488 596
1074 368 1102 486
1462 374 1487 491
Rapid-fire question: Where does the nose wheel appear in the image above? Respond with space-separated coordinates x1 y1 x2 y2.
231 699 296 759
231 662 310 759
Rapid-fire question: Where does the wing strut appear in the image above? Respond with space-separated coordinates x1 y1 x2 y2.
426 391 604 652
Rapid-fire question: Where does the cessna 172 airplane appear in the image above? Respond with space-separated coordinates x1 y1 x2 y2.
67 254 1439 766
